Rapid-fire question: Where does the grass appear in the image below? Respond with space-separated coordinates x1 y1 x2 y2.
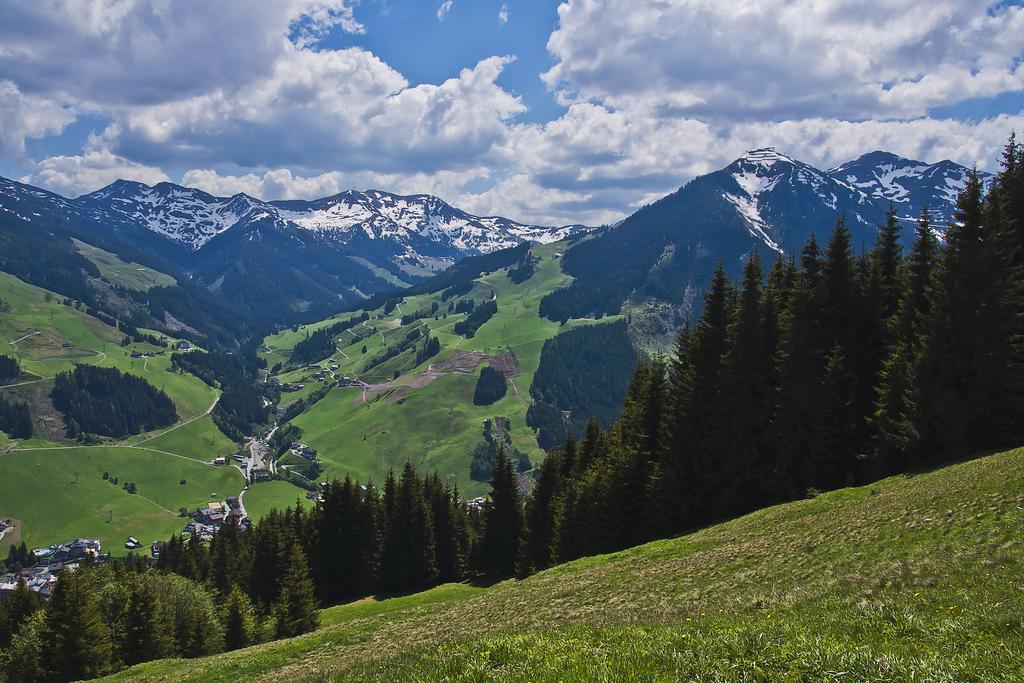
104 445 1024 682
137 415 237 461
264 243 617 495
72 239 177 291
0 446 243 554
241 480 314 522
1 269 242 551
0 270 219 421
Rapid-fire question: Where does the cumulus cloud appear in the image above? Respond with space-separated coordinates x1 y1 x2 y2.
4 0 1023 227
0 81 76 161
21 149 169 197
0 1 363 106
180 166 487 203
543 0 1024 120
498 5 509 24
436 1 453 21
100 52 524 175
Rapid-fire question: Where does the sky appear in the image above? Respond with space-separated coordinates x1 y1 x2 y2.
1 0 1023 226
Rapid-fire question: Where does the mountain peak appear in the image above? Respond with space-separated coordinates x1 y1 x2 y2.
737 148 799 167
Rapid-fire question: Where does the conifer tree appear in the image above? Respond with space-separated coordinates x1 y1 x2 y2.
0 578 41 647
812 346 857 490
518 448 562 574
44 567 114 681
121 580 164 665
380 463 438 591
913 171 1011 460
709 252 772 517
223 585 257 650
480 447 523 576
274 543 320 638
655 264 730 532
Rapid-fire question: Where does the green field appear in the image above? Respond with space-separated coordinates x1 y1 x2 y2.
106 446 1024 681
1 269 243 551
0 270 218 423
137 415 237 461
263 243 616 495
0 447 243 554
240 480 314 523
72 239 177 291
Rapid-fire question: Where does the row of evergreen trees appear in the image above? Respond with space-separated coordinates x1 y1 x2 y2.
51 365 177 438
0 354 19 382
517 137 1024 569
156 459 524 608
0 393 32 439
0 561 228 682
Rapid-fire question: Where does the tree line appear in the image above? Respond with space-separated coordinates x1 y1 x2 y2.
288 312 369 366
155 460 522 608
0 354 19 383
51 365 177 438
517 139 1024 568
0 559 240 682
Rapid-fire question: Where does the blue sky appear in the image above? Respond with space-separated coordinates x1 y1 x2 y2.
1 1 1023 225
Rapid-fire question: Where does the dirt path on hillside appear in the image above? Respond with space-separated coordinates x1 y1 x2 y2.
353 349 521 406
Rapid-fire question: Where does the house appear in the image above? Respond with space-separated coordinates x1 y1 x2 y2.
226 496 240 510
151 540 166 559
174 340 191 351
124 537 142 550
214 456 227 465
251 468 271 483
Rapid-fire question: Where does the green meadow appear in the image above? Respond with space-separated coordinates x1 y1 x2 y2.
72 239 177 291
106 445 1024 681
241 480 314 523
264 242 618 494
1 270 243 551
0 447 243 554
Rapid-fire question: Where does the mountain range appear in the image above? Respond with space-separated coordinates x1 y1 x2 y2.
0 148 984 337
539 148 987 334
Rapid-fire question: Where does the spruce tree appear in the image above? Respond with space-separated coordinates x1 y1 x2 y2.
655 264 730 533
274 543 320 638
480 447 523 576
223 585 256 650
121 580 163 665
812 346 857 490
44 567 114 681
518 448 562 574
0 578 41 647
709 252 772 518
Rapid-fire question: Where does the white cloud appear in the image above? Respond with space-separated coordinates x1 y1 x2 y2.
100 52 524 175
0 1 364 107
543 0 1024 120
5 0 1024 228
21 149 169 197
498 4 509 24
0 81 76 161
436 0 454 21
180 166 486 203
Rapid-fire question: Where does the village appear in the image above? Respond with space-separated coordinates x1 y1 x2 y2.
0 492 253 604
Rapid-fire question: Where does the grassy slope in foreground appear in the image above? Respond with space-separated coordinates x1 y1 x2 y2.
109 446 1024 682
263 242 617 496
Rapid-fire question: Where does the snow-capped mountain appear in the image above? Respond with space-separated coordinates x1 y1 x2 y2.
701 148 984 257
716 148 881 253
828 151 991 227
76 180 284 250
71 181 585 275
545 147 988 324
271 189 585 273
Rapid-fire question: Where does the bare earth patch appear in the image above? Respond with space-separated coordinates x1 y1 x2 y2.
353 350 522 405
